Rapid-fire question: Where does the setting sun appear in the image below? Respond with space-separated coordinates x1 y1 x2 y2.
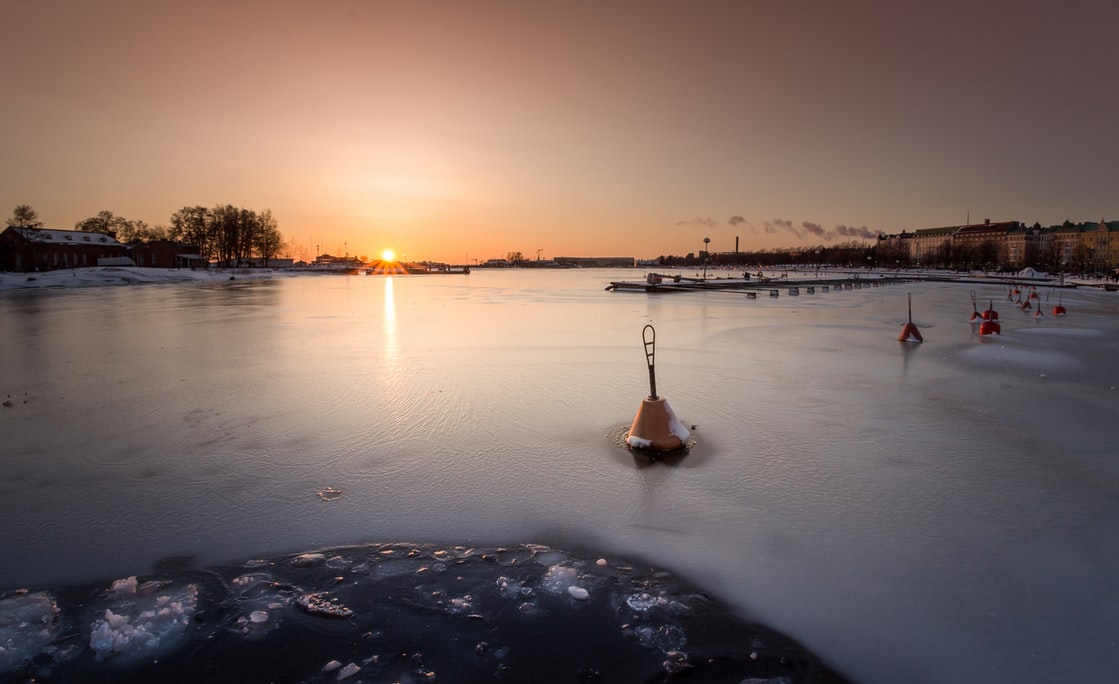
381 249 396 262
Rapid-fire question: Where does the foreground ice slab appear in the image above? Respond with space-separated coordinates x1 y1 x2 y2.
0 543 848 683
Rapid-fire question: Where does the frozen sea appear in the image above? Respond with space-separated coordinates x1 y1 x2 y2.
2 267 1118 683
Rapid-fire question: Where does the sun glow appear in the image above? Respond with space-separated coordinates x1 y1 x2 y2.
381 249 396 262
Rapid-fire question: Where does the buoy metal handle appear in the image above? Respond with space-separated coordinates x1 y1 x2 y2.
642 324 658 399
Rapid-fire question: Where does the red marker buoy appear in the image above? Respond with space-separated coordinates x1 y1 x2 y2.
898 292 923 342
1053 291 1067 316
981 299 999 321
626 325 690 452
978 319 1001 335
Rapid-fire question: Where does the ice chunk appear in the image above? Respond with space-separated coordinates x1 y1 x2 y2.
88 582 198 662
108 577 138 599
0 591 60 674
295 593 353 619
625 592 663 613
541 564 580 595
336 661 361 679
291 553 328 568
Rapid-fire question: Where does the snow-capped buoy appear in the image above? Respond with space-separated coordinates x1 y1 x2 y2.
626 325 690 452
898 292 923 343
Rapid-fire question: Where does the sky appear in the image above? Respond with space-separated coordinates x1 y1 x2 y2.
3 0 1117 264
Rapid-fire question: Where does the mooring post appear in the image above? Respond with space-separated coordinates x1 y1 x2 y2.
642 324 658 399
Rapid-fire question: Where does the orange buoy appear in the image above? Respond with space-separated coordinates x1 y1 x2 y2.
1053 292 1067 316
979 319 1001 335
627 397 689 451
626 325 690 452
1033 307 1044 318
981 299 999 321
898 293 923 342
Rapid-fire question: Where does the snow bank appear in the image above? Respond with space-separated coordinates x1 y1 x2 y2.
0 266 285 291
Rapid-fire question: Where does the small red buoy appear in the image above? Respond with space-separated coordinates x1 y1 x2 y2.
1053 292 1067 316
1033 307 1044 318
979 319 1001 335
898 293 923 342
981 299 999 321
626 325 690 452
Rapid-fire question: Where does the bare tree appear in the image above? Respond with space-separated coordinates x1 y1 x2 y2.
6 204 43 229
254 209 285 266
169 206 212 261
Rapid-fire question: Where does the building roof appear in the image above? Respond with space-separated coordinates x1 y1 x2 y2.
7 227 123 247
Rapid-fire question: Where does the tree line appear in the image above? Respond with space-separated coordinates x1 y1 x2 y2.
6 203 288 266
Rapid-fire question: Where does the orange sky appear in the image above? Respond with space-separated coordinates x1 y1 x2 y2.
3 1 1117 264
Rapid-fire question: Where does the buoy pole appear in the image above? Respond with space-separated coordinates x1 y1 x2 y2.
643 324 657 400
898 292 923 342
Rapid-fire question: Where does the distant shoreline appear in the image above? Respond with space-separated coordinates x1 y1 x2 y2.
2 264 1115 293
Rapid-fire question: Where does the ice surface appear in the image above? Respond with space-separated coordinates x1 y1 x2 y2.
5 269 1118 684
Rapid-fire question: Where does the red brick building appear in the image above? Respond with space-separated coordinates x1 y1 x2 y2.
0 227 128 272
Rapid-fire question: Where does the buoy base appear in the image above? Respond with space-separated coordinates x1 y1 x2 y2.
627 397 690 452
898 322 923 343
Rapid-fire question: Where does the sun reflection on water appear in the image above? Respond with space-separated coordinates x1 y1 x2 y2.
384 276 398 366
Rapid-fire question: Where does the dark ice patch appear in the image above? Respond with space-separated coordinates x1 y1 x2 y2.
0 542 851 683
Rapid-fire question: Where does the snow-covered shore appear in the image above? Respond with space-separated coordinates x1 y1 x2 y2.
0 266 295 291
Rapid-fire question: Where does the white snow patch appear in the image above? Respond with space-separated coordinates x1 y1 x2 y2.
625 434 653 448
663 400 692 442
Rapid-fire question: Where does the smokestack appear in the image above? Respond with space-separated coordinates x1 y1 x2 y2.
735 236 739 253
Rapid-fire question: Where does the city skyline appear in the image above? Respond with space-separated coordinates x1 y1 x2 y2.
3 1 1117 264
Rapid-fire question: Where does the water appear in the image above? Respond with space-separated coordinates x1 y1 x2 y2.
2 269 1118 683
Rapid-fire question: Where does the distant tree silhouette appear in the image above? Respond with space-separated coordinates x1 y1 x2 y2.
6 204 43 229
169 204 286 265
